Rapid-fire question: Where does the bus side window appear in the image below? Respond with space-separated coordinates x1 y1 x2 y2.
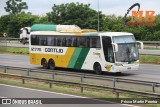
90 37 101 48
77 37 86 47
39 36 47 46
31 35 39 45
47 36 54 46
72 37 77 47
62 36 66 46
56 36 62 46
96 37 101 48
86 37 90 48
66 36 72 47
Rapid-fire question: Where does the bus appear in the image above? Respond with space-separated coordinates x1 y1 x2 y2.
29 24 143 74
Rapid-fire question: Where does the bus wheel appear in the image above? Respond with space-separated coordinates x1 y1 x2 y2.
41 58 48 69
48 59 55 70
94 63 102 75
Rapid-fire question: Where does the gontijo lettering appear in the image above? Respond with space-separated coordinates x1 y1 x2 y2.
45 48 63 53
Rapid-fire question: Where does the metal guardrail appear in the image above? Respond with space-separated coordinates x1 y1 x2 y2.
0 72 160 98
0 37 20 41
143 41 160 44
0 65 160 94
143 41 160 48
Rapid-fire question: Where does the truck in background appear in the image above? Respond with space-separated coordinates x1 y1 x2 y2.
20 27 30 44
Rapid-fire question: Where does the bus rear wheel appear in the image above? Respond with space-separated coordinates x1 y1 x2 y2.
41 58 48 69
94 63 102 75
48 59 55 70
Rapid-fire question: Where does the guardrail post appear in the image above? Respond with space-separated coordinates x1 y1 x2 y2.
52 72 55 80
22 78 25 84
156 43 158 48
113 78 117 87
49 83 52 88
80 75 84 93
116 92 119 98
152 83 156 93
4 66 7 73
27 68 30 76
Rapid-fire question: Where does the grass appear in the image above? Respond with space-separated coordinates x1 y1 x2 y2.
0 77 117 99
0 46 29 54
144 47 160 50
140 55 160 64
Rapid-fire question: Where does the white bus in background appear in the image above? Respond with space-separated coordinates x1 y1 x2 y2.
20 27 31 44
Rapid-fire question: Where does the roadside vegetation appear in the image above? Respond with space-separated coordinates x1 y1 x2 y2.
0 47 29 54
144 47 160 50
140 55 160 64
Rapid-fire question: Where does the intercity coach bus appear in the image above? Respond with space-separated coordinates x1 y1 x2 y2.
29 24 143 74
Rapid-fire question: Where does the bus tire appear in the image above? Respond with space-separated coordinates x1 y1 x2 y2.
48 59 55 70
94 62 102 75
41 58 48 69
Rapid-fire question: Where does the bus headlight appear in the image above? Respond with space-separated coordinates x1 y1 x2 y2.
115 63 123 66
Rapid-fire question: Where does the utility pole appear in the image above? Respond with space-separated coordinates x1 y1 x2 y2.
97 0 100 32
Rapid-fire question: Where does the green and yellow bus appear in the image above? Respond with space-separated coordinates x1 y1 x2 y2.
29 24 143 74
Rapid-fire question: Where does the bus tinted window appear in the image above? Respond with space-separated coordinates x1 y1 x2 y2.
56 36 62 46
66 37 72 46
77 37 87 47
39 36 47 46
47 36 54 46
72 37 77 47
62 37 66 46
90 37 101 48
31 35 101 48
31 35 39 45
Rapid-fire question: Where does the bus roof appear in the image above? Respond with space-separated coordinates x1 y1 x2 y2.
99 32 133 36
31 31 133 37
31 24 81 32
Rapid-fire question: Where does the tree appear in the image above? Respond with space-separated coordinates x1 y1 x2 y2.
47 2 104 30
0 13 40 37
4 0 28 14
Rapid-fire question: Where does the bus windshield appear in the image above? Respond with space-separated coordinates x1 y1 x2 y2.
112 35 139 63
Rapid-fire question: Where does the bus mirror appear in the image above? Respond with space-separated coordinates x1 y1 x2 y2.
136 41 143 49
112 43 118 52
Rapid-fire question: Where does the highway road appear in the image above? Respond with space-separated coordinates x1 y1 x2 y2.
139 49 160 56
0 54 160 82
0 84 135 107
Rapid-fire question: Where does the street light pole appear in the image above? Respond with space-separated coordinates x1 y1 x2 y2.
98 0 99 32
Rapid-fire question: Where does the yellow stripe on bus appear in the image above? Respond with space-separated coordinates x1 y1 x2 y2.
30 47 75 68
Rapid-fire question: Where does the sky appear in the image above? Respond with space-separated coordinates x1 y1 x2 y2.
0 0 160 16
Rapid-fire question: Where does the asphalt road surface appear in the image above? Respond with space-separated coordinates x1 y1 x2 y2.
139 49 160 55
0 84 137 107
0 54 159 82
